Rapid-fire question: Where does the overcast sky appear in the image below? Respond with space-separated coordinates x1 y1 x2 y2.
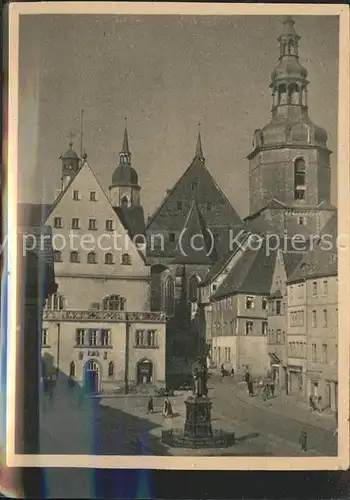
18 14 339 218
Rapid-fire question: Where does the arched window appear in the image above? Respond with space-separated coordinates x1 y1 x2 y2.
121 196 129 208
69 361 75 378
87 251 97 264
294 158 306 200
102 294 126 311
45 293 65 310
163 275 175 316
53 250 62 263
108 361 114 377
278 84 287 105
104 252 114 264
189 275 200 302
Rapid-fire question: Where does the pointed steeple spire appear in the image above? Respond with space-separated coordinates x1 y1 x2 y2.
195 123 205 163
119 118 131 165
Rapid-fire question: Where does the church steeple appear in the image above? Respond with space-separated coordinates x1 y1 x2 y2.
119 118 131 166
270 16 309 115
194 124 205 164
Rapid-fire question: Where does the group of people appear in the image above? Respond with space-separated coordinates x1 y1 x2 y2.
147 395 174 417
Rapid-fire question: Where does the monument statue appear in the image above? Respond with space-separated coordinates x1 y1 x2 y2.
192 357 208 397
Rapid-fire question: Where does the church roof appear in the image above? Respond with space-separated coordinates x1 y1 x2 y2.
281 251 304 278
114 205 146 239
146 155 243 234
111 164 139 186
288 213 338 283
212 239 277 300
171 200 216 265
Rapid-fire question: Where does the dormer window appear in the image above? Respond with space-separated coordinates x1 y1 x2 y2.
245 296 255 310
177 201 183 211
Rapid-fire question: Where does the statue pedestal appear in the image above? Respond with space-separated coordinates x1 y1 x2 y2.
184 396 212 439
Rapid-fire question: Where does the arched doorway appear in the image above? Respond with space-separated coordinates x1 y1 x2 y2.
84 359 100 393
136 359 153 384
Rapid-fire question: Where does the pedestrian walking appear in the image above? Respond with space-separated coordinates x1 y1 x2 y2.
230 368 235 378
248 380 254 396
299 428 308 452
147 395 154 414
270 382 275 397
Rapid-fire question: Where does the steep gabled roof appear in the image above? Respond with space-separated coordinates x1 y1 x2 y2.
282 251 304 278
146 156 243 232
212 239 277 300
288 213 338 283
114 206 146 239
171 200 216 265
200 229 250 286
244 198 287 221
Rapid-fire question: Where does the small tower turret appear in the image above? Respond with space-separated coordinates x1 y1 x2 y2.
59 136 80 190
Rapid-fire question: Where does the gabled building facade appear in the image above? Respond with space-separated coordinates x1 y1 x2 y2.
21 128 166 394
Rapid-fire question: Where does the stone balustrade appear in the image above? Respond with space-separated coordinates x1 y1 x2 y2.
43 309 166 323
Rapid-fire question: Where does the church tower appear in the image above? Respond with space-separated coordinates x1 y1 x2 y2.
59 138 80 190
109 121 146 236
246 17 335 237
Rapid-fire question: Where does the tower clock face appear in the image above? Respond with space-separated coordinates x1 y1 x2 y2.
196 407 207 423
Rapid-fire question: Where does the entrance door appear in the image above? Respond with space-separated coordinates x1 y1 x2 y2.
137 360 153 384
85 360 100 393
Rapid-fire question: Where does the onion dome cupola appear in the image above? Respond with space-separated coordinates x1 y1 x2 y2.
109 120 143 214
252 17 329 151
110 120 139 188
60 137 80 190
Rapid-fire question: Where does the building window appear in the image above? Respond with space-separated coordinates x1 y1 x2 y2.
294 158 306 200
53 250 62 263
71 218 80 229
177 201 183 211
90 191 97 201
206 202 212 211
102 295 126 311
311 343 317 362
276 300 281 315
312 281 317 296
121 253 131 265
135 330 144 346
69 361 75 377
189 275 199 302
87 251 97 264
104 252 114 265
45 293 65 310
275 329 281 343
89 329 98 346
147 330 156 347
322 280 328 295
322 344 328 363
108 361 114 377
312 310 317 327
212 283 217 291
245 296 255 310
76 329 85 346
262 321 268 336
262 297 268 311
70 251 79 263
106 219 113 231
73 190 80 201
88 218 97 230
330 253 337 263
100 329 111 346
245 321 254 335
169 233 175 243
323 309 328 327
54 217 62 228
163 275 175 316
42 329 48 347
297 216 306 226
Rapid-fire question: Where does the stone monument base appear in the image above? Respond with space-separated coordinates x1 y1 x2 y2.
161 395 235 449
